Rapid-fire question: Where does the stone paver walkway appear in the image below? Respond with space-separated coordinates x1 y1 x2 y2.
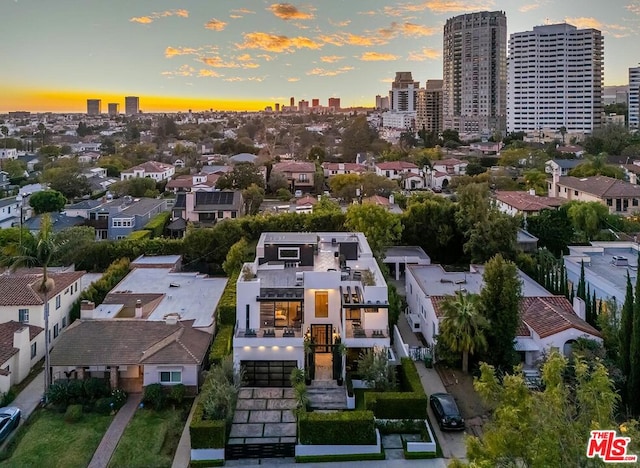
87 393 143 468
228 388 297 446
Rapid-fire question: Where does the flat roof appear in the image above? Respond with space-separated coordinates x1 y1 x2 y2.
132 255 182 265
111 268 227 328
408 264 551 297
565 243 638 293
262 233 319 244
384 246 431 261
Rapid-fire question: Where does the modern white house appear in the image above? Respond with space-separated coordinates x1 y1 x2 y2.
120 161 175 181
233 232 390 387
405 264 601 366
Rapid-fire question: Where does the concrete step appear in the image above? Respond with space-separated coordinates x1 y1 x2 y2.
307 385 347 410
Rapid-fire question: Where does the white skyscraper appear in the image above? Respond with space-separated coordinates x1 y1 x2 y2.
507 23 604 134
629 67 640 131
389 72 419 112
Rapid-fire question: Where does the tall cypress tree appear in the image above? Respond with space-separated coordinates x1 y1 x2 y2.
577 261 586 300
591 290 598 328
630 277 640 416
621 271 634 378
585 284 592 325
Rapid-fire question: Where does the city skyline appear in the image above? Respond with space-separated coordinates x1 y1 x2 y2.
3 0 640 113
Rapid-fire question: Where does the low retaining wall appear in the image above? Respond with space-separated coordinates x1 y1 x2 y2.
405 420 437 454
295 429 382 457
191 448 225 463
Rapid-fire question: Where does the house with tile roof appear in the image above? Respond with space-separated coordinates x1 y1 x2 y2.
495 190 566 216
50 319 211 393
86 197 168 240
120 161 175 181
165 173 221 193
0 271 84 353
405 264 600 367
548 172 640 215
0 321 44 393
271 161 316 194
321 162 367 177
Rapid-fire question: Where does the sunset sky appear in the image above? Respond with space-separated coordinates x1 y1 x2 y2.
3 0 640 113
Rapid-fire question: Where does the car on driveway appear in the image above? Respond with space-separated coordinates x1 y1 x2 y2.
430 393 465 431
0 407 21 442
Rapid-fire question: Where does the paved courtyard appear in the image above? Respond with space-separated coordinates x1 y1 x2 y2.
229 388 297 445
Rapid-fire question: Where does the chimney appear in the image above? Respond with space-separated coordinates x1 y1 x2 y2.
13 327 30 382
80 300 95 320
529 188 536 196
630 172 637 185
551 167 560 198
573 296 586 321
135 299 143 319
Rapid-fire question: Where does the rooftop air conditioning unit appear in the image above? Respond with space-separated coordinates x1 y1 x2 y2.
612 255 629 266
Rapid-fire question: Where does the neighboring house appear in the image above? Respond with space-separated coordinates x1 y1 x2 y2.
470 141 502 155
432 158 468 176
120 161 175 181
50 319 211 393
548 173 640 215
321 162 367 177
0 149 18 160
0 171 9 190
362 195 391 208
64 199 104 218
374 161 420 186
0 197 20 229
495 190 566 216
0 321 45 393
563 242 638 312
173 190 243 224
272 161 316 194
24 213 87 234
295 196 317 213
0 271 85 350
517 229 539 253
77 152 101 164
405 264 600 366
382 246 431 281
425 169 451 190
86 197 168 240
166 173 220 193
233 232 390 387
70 142 101 153
556 146 585 158
545 159 582 176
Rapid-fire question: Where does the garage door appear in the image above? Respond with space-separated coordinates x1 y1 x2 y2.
241 360 297 387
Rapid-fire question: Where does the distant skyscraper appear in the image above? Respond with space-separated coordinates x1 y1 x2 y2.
298 100 309 112
275 103 280 112
389 72 420 112
376 95 390 110
443 11 507 135
125 96 139 115
108 103 120 116
328 97 340 110
312 98 320 108
87 99 101 115
416 80 444 134
290 97 295 107
630 67 640 131
508 23 604 134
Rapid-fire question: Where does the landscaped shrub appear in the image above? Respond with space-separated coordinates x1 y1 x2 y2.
46 381 70 407
94 397 114 415
143 212 171 238
169 384 186 405
127 230 152 240
143 383 165 410
66 379 85 402
208 325 234 366
84 378 110 400
298 411 376 445
64 404 83 423
189 399 226 449
111 388 127 410
399 357 425 394
216 273 238 326
375 419 423 434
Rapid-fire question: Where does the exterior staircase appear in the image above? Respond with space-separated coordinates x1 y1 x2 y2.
307 380 347 410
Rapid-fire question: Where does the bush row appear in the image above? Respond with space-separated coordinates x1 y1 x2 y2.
127 230 152 240
142 383 186 410
70 258 131 322
189 395 226 449
209 325 234 366
216 272 238 326
298 410 376 445
46 378 127 415
74 238 183 272
144 212 171 238
364 359 427 419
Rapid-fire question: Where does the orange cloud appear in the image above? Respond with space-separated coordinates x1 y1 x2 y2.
564 17 631 37
161 65 195 77
329 19 351 27
359 52 398 61
236 54 253 61
320 55 344 63
130 9 189 24
205 19 227 31
230 8 255 17
268 3 314 20
400 23 438 37
306 66 354 77
165 47 198 58
198 69 223 78
318 33 388 47
257 54 275 61
407 48 441 61
200 57 240 68
237 32 322 52
287 77 300 82
628 3 640 14
402 1 495 13
519 3 541 12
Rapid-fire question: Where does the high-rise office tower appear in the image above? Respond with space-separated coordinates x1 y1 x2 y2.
416 80 444 134
312 98 320 108
87 99 101 115
376 95 390 110
275 103 280 112
108 103 120 116
508 23 604 134
389 72 420 112
443 11 507 135
630 67 640 131
290 97 295 107
125 96 139 115
328 97 340 110
298 100 309 112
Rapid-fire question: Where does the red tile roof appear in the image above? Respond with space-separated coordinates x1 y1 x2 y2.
0 321 43 364
363 195 390 206
122 161 174 174
495 191 565 213
376 161 418 171
273 161 316 173
296 196 318 206
322 163 367 172
0 271 85 306
434 158 466 167
557 176 640 198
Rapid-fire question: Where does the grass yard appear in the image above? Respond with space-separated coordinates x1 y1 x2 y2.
0 409 112 468
108 406 188 468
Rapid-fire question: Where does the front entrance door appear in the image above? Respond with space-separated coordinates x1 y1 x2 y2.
311 324 332 353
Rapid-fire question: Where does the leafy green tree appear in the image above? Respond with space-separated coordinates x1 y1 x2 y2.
109 178 158 198
267 171 289 193
1 159 27 181
41 167 92 199
464 211 518 263
308 146 326 163
313 196 341 214
569 152 625 179
243 183 265 215
28 190 67 214
216 163 265 190
341 115 377 161
584 124 632 155
523 169 547 195
356 346 396 391
222 238 248 276
345 204 402 258
566 201 609 242
478 254 522 370
438 292 488 373
38 145 61 159
328 173 361 201
454 183 490 235
526 208 574 256
53 226 96 266
462 351 619 467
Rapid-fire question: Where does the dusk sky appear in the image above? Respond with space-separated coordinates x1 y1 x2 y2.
3 0 640 113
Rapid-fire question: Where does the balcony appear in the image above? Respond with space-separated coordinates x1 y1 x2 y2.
235 326 303 339
345 321 388 339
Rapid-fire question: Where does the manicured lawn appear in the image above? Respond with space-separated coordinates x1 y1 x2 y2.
0 409 112 468
108 406 188 468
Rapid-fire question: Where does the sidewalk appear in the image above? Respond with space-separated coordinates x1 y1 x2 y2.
12 370 44 421
87 393 143 468
172 398 198 468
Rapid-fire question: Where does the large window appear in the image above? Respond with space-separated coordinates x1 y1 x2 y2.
315 291 329 318
55 295 61 309
159 371 182 384
53 324 59 339
278 248 300 260
31 343 37 359
18 309 29 323
259 301 302 328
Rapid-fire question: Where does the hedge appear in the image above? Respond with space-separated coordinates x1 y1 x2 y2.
127 230 151 240
216 272 238 326
144 212 171 238
209 325 234 366
189 398 226 449
298 410 376 445
296 452 385 463
364 359 427 419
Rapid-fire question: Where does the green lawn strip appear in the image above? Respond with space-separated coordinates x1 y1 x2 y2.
108 407 184 468
0 409 112 468
295 450 386 463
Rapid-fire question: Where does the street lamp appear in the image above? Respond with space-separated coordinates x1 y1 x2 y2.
16 193 25 247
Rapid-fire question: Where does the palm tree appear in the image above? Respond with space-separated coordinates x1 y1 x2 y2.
9 214 64 397
438 291 489 373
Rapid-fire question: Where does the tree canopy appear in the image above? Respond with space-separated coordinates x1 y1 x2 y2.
29 190 66 214
216 163 265 190
344 204 402 258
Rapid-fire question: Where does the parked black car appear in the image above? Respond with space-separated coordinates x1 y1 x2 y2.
429 393 465 431
0 407 21 442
